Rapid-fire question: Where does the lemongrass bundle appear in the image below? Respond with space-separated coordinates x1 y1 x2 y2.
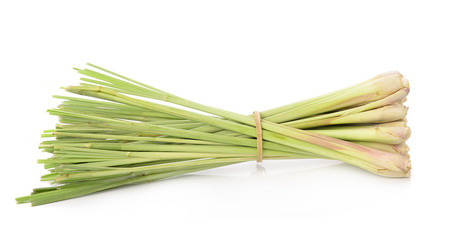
16 64 411 206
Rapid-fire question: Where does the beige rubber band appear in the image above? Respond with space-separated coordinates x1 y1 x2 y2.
253 111 263 163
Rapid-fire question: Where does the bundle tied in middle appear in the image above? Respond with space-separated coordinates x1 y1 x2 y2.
17 65 411 206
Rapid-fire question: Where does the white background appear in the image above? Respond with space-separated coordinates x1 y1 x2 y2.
1 1 457 239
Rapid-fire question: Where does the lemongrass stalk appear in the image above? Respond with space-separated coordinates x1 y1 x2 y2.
59 104 188 122
40 157 223 168
54 95 181 119
285 104 408 129
307 126 411 144
53 128 133 136
52 128 118 133
58 159 181 169
56 155 303 172
49 132 225 145
41 138 114 144
156 122 203 130
51 145 255 159
46 142 309 158
352 142 410 156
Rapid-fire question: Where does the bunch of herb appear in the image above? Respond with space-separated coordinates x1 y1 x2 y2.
17 64 410 206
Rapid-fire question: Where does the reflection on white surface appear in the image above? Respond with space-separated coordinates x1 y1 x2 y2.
60 158 406 223
196 158 342 177
251 163 268 177
153 159 412 221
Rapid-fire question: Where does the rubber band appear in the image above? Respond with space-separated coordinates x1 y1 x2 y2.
253 111 263 163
